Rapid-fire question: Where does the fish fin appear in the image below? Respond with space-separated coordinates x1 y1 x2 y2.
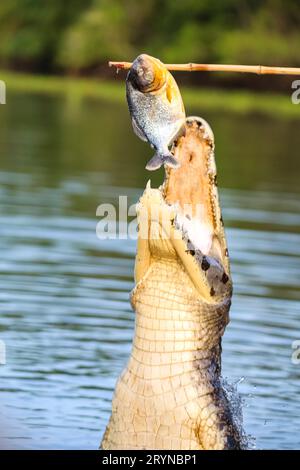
145 152 163 171
131 117 147 142
163 154 180 169
146 152 180 171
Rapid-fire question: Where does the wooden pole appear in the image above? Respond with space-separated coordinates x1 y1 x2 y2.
109 61 300 76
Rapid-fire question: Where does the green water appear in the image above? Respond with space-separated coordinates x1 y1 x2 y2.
0 90 300 449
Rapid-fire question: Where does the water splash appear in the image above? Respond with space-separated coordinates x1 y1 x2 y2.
221 376 256 450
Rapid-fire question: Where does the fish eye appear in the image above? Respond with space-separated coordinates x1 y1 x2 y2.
144 71 154 82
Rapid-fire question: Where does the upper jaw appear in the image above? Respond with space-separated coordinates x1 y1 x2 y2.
163 117 226 262
138 116 228 268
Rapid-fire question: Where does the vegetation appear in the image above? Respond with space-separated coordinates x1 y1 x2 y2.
0 0 299 74
2 69 298 119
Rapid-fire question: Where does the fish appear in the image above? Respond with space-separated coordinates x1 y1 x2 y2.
126 54 186 171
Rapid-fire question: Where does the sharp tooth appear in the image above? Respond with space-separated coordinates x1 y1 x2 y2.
146 179 151 189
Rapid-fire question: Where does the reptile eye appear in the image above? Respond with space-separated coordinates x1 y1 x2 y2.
137 67 144 76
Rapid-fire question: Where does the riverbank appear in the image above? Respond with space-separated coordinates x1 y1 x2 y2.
1 70 299 119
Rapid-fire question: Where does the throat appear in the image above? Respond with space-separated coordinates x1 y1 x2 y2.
131 257 222 375
175 215 213 255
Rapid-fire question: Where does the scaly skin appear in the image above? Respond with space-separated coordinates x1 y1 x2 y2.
101 118 241 450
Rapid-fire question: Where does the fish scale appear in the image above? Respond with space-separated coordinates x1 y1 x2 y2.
126 54 186 171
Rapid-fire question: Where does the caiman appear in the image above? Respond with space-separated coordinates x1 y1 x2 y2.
101 117 241 450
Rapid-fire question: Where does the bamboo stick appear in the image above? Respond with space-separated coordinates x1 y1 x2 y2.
109 61 300 76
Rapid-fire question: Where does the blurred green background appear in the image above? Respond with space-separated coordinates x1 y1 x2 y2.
0 0 300 450
0 0 299 80
1 0 300 115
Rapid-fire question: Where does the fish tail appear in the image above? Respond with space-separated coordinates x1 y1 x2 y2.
163 153 180 169
146 151 180 171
